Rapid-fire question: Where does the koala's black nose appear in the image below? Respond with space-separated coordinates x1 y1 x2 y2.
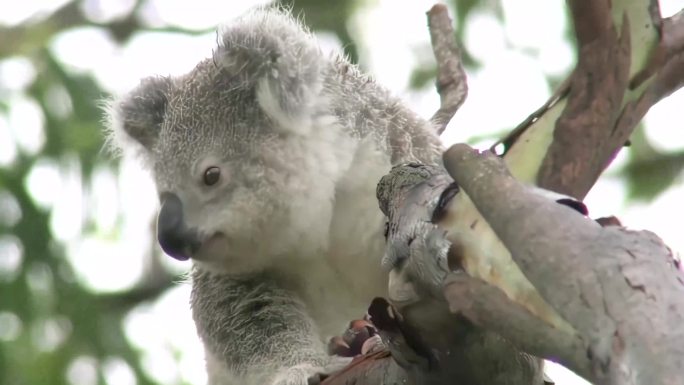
157 192 201 261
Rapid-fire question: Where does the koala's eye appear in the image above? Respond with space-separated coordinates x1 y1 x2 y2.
203 167 221 186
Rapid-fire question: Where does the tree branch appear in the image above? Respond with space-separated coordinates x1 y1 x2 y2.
536 0 634 198
441 272 590 378
443 144 684 384
502 2 684 200
427 4 467 135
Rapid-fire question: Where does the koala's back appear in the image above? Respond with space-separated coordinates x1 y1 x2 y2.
323 58 443 165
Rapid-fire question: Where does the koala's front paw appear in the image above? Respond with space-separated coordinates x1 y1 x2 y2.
328 318 385 358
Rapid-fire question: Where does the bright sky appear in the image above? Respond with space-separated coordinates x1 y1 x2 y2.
1 0 684 384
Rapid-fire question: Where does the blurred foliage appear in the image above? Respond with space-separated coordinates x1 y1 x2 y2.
0 1 230 384
623 128 684 200
280 0 362 63
0 30 165 385
0 1 682 385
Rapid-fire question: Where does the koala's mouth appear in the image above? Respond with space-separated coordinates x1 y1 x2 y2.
157 227 229 262
156 192 231 261
191 233 231 261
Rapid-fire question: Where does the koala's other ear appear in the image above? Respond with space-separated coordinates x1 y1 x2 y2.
107 76 171 154
215 9 324 135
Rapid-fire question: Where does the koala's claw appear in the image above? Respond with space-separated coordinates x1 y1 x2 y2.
328 318 386 358
361 334 385 355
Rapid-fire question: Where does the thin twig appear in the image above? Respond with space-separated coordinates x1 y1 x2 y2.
489 76 573 154
427 4 468 135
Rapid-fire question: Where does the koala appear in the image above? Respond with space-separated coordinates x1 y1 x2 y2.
106 7 443 385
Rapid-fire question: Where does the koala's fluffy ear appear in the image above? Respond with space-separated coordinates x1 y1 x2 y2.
107 76 170 156
215 8 324 135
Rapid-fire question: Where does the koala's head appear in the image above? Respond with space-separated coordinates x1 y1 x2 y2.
106 9 352 273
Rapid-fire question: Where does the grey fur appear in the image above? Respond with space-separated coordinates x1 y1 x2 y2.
106 6 442 385
191 269 326 384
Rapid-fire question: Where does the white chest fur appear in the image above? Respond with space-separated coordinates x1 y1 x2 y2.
282 138 391 338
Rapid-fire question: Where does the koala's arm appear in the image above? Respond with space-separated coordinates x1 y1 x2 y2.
191 269 331 385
